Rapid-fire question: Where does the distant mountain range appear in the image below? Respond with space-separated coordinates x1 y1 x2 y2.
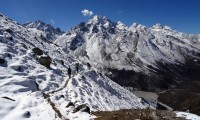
23 20 64 41
55 15 200 92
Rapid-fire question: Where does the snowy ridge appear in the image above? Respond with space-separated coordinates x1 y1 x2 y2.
55 15 200 71
23 20 64 41
0 13 152 120
55 15 200 91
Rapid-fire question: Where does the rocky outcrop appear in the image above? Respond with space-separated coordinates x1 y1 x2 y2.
73 104 90 114
32 47 43 55
39 56 52 68
0 58 5 64
66 101 75 108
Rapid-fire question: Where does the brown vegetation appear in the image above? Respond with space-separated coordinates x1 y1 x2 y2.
93 109 186 120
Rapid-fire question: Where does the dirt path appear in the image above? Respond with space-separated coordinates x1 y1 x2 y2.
49 78 70 94
43 93 68 120
41 78 70 120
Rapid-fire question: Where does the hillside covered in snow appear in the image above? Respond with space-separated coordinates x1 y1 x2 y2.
0 13 156 120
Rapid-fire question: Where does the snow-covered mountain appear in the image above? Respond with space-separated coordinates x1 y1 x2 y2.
1 12 200 119
0 13 155 120
23 20 64 41
55 15 200 91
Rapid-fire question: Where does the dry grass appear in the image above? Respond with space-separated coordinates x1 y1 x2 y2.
93 109 186 120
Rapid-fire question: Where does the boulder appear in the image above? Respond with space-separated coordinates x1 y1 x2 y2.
0 58 5 64
9 37 13 40
5 28 13 33
32 47 43 55
66 101 75 108
39 56 52 68
23 111 31 118
73 104 90 114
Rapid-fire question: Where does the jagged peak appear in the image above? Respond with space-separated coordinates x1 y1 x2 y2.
23 20 64 34
129 23 147 30
152 23 172 30
0 13 4 18
88 15 113 25
152 23 163 29
24 20 51 28
130 23 139 28
117 21 127 27
117 21 124 25
33 20 47 26
117 21 128 30
91 15 110 21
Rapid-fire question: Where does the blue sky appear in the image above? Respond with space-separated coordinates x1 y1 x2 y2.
0 0 199 34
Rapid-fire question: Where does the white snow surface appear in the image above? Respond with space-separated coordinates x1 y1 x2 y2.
55 15 200 74
23 20 64 41
0 13 151 120
176 112 200 120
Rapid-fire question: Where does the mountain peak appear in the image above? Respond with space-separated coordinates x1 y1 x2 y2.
33 20 46 25
24 20 53 30
88 15 112 25
117 21 128 30
0 13 4 18
152 23 172 30
23 20 64 40
129 23 147 32
91 15 109 21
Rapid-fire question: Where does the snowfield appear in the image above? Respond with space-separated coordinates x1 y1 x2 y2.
0 13 154 120
176 112 200 120
55 15 200 74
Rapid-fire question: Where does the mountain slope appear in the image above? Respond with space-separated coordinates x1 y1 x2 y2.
0 13 152 120
55 15 200 91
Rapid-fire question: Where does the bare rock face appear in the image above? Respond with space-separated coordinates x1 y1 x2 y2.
39 56 52 68
32 47 43 55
